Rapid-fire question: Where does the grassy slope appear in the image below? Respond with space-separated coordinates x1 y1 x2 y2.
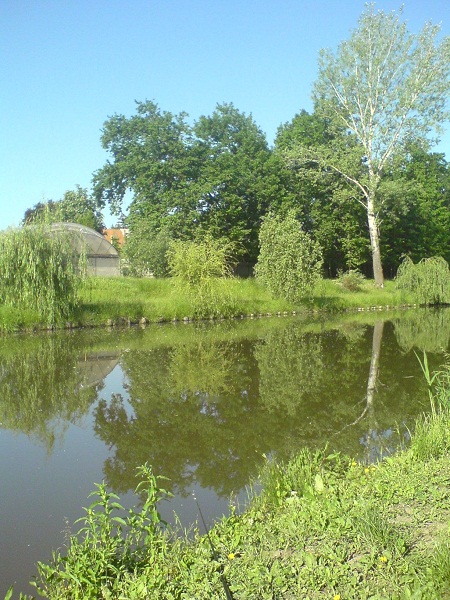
24 408 450 599
0 276 415 332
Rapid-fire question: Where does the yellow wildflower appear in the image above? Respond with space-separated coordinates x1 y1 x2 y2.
380 555 388 563
228 553 235 560
334 595 341 600
364 467 370 474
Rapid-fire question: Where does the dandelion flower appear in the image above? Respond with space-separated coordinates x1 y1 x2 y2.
380 555 388 563
334 595 341 600
228 553 235 560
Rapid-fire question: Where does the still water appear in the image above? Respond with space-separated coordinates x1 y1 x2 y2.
1 308 449 596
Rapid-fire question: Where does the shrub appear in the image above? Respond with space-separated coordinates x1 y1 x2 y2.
123 224 172 278
167 236 238 317
0 225 86 324
255 211 323 303
395 256 450 305
336 269 366 292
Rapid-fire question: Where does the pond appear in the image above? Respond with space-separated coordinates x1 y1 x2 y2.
1 308 449 597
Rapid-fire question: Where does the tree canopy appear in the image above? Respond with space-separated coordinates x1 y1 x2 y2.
40 4 446 282
93 101 287 261
23 186 104 232
287 4 450 286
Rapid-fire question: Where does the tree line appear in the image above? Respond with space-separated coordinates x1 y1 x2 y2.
24 5 450 282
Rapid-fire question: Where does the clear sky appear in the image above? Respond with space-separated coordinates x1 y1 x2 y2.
2 0 450 229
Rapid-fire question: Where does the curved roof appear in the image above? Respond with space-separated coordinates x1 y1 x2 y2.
50 223 119 257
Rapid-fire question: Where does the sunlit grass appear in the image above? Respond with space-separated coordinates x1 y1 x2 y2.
22 407 450 599
0 275 418 331
80 275 415 320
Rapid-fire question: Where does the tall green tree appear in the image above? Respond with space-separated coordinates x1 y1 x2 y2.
191 103 280 260
23 186 104 232
275 110 370 275
288 5 450 286
93 101 198 234
93 101 284 262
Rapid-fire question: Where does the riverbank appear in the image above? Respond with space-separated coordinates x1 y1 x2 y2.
17 380 450 599
0 276 415 333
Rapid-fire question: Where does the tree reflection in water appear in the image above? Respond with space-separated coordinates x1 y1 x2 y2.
1 309 449 499
93 310 449 498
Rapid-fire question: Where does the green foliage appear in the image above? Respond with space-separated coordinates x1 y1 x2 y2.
303 4 450 286
93 101 286 261
395 256 450 305
275 110 370 276
168 235 235 283
23 186 104 232
31 464 172 598
255 210 323 302
380 149 450 275
167 236 238 317
0 225 86 324
123 223 172 277
337 269 366 292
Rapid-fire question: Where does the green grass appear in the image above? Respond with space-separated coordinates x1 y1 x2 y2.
12 369 450 599
311 278 414 311
0 275 417 332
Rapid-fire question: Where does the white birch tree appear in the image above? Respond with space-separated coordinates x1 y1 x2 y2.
289 4 450 286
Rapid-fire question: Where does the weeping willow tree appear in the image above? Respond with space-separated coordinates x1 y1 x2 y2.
0 225 87 324
395 256 450 305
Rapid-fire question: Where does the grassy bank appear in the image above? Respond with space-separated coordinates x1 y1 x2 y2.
0 276 415 332
10 365 450 599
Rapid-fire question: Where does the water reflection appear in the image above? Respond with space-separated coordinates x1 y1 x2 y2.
393 308 450 353
1 309 450 596
0 335 111 451
1 310 449 495
88 309 450 497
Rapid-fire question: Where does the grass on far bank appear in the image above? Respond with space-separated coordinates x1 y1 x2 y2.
12 364 450 599
0 275 416 333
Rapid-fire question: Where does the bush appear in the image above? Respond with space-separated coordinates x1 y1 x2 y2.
0 225 86 324
395 256 450 305
255 211 323 303
123 225 172 278
167 236 238 317
336 269 366 292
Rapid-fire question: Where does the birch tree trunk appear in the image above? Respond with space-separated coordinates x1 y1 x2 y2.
367 196 384 288
363 320 384 462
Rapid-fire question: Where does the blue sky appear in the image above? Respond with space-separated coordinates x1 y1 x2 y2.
2 0 450 228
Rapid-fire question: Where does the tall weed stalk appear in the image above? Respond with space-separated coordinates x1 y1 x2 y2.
31 464 172 599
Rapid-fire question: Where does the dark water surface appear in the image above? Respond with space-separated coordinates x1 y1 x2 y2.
1 308 449 596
